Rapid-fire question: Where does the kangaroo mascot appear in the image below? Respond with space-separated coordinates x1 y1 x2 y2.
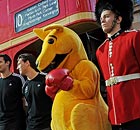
34 24 111 130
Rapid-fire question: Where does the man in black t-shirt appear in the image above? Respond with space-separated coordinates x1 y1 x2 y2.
0 54 26 130
17 53 52 130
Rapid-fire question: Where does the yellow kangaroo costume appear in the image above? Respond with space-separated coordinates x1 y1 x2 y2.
34 24 111 130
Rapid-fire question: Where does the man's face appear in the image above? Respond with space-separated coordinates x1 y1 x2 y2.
17 58 28 75
100 10 117 34
0 57 9 73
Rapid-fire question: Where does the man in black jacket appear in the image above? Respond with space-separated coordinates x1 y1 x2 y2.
0 54 26 130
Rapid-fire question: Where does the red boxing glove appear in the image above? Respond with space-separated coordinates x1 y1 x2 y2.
45 68 73 91
45 85 59 100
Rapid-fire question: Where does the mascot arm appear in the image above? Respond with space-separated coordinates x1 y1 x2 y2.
70 60 100 99
45 68 73 94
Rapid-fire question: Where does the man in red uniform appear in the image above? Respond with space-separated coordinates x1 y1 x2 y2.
95 0 140 130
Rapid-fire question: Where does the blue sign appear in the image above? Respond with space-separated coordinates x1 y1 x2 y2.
15 0 59 32
136 0 140 4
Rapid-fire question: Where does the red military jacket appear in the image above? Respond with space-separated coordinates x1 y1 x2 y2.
96 30 140 125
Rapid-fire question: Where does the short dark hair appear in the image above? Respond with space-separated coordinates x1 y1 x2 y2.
17 53 39 72
0 54 12 68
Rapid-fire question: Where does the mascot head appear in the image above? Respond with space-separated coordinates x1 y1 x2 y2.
34 24 88 73
95 0 134 31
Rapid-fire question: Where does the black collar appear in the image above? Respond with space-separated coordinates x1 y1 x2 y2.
108 29 123 41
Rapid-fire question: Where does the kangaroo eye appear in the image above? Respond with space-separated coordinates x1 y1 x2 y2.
48 38 54 44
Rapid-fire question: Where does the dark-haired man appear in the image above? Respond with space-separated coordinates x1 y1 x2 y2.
17 53 52 130
0 54 26 130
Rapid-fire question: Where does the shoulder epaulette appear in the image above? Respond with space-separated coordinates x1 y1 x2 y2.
125 29 138 33
40 72 47 76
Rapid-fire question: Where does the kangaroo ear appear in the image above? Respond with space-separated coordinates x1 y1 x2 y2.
44 24 64 32
33 28 50 41
33 24 64 40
